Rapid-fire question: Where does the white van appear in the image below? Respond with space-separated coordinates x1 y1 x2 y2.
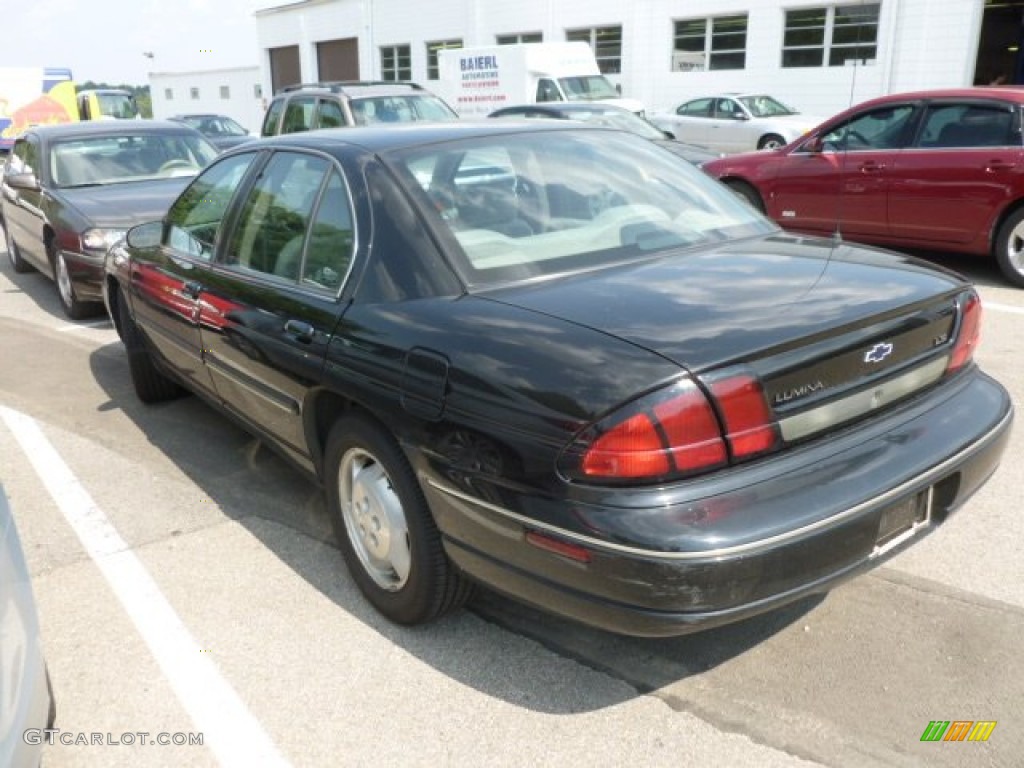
437 42 644 118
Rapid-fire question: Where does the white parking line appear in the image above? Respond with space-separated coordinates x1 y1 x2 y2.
0 406 291 768
56 318 113 332
983 301 1024 316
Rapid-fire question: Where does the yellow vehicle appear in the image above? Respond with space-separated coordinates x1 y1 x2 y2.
76 89 139 120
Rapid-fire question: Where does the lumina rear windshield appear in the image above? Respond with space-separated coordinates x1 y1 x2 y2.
390 129 776 287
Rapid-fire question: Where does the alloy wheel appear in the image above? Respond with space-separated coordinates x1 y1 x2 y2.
55 251 75 309
338 447 412 591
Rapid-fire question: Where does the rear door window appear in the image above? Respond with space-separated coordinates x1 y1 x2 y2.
281 97 316 134
919 103 1020 148
679 98 713 117
299 170 356 291
223 151 331 279
317 99 346 129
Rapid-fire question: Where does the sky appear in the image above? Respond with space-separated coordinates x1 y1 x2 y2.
0 0 280 86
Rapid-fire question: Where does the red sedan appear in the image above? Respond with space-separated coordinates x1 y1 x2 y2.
702 88 1024 286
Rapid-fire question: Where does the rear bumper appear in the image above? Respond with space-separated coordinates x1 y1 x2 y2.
424 369 1012 636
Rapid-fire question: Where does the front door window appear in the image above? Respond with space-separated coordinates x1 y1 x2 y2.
165 152 258 260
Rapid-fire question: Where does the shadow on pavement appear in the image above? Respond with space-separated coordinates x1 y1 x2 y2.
87 340 820 716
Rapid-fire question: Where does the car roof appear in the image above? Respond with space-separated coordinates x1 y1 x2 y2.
496 103 631 116
28 119 202 139
241 119 591 154
808 87 1024 127
846 86 1024 108
274 81 430 99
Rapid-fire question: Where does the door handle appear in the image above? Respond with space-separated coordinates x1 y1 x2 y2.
986 161 1015 172
284 319 314 343
182 280 203 299
859 161 886 173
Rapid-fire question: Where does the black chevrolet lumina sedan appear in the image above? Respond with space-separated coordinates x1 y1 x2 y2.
103 121 1012 636
1 121 218 318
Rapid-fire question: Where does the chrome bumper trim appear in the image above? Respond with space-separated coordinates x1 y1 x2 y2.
424 407 1011 562
777 356 949 442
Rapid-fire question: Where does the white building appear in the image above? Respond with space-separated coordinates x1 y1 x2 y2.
149 66 265 133
252 0 1023 118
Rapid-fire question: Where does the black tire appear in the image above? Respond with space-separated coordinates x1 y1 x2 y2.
117 292 182 403
52 246 97 319
4 223 33 274
724 179 766 213
758 133 786 150
994 207 1024 288
325 414 473 625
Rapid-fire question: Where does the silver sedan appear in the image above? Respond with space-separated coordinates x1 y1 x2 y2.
651 93 822 153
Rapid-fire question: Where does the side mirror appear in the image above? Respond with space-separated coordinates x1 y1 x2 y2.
126 221 163 249
4 172 40 191
804 136 825 153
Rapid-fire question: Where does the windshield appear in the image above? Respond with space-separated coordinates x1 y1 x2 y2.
50 133 219 188
391 130 775 286
558 76 619 101
738 95 797 118
182 115 249 137
96 92 140 119
564 109 665 140
350 94 458 125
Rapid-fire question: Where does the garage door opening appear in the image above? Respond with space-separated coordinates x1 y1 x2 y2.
317 38 360 81
974 0 1024 85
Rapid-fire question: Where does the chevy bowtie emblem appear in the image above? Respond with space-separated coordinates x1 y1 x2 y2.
864 343 894 364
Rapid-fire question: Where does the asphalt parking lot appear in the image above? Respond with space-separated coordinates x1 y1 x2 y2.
1 236 1022 768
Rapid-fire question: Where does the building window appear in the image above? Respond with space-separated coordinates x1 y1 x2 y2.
566 26 622 74
164 88 173 100
190 87 200 100
380 44 411 81
782 4 879 68
672 15 747 71
220 85 230 99
426 39 462 80
497 32 543 45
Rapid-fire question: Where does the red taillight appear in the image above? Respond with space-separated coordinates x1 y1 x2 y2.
581 411 672 478
947 292 982 373
709 374 779 459
653 390 728 472
563 374 778 484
